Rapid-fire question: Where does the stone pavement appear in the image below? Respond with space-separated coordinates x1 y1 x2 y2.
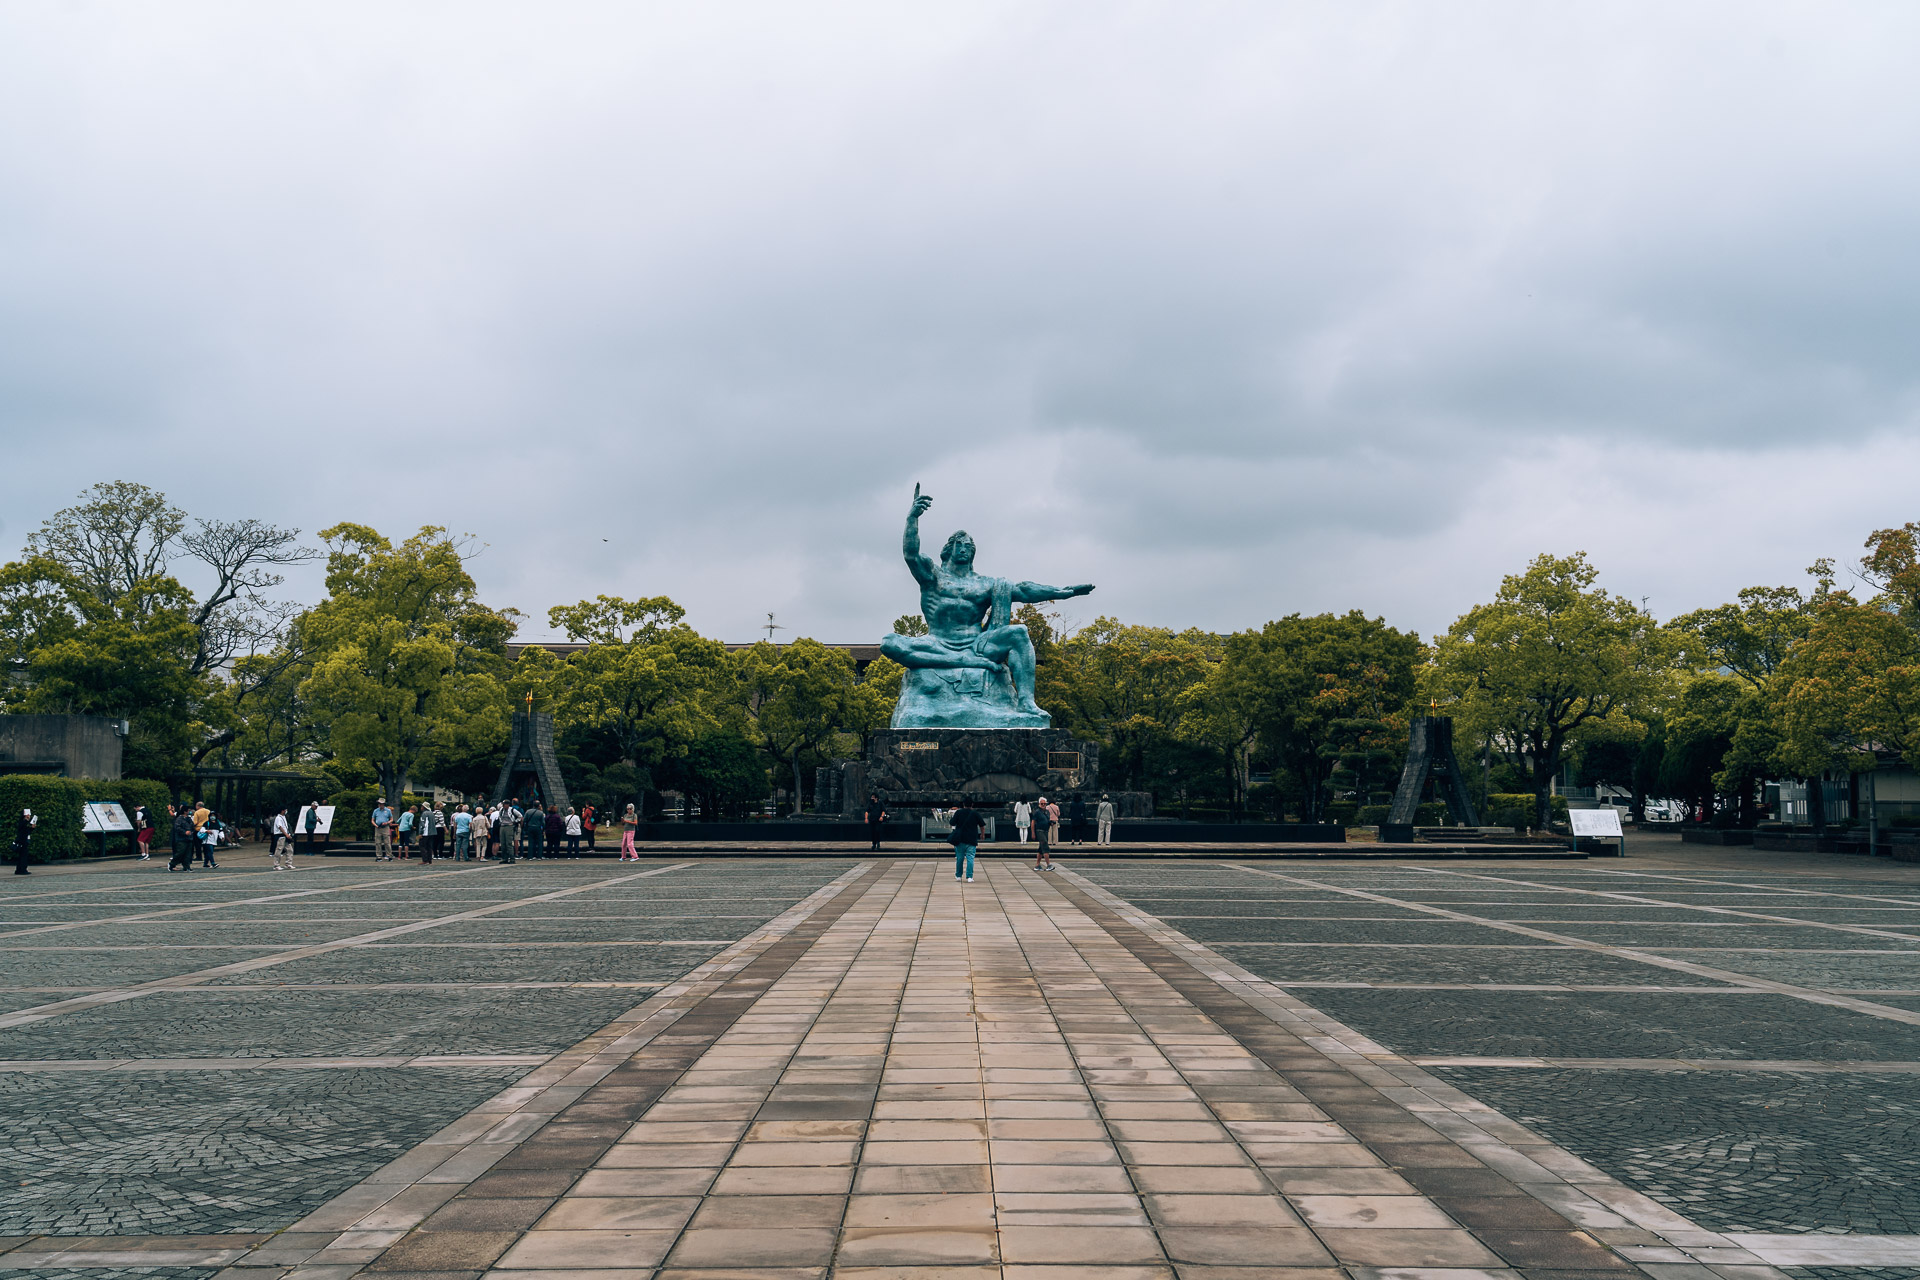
6 844 1920 1279
170 859 1679 1279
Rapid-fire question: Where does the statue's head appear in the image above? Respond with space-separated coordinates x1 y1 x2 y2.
940 530 976 568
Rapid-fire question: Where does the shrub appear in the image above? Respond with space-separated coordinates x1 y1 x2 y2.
0 775 90 862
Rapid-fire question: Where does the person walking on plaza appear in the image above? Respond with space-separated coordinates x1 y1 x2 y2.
270 807 296 871
372 798 395 862
865 793 888 851
1096 794 1116 846
13 808 36 875
950 802 985 883
1033 796 1054 870
134 803 154 860
564 807 582 858
1068 794 1088 845
398 804 417 858
620 803 639 860
169 806 194 871
1012 798 1032 843
198 811 222 869
301 799 322 855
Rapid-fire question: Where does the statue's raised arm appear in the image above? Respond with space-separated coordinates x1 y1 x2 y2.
902 483 938 586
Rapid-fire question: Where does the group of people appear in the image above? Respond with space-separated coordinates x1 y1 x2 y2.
142 801 231 872
860 790 1120 880
1011 794 1117 847
273 797 613 869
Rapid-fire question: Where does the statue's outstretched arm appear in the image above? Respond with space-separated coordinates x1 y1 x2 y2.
1012 580 1095 603
903 485 937 586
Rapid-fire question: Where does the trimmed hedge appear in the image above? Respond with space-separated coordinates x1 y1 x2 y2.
0 775 175 862
1357 802 1448 826
1484 793 1571 829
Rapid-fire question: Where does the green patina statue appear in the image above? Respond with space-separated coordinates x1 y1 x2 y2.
881 484 1094 729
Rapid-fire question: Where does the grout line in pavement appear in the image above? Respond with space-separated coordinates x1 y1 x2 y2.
0 862 698 1031
1416 865 1920 944
0 863 507 940
1408 1055 1920 1071
1579 864 1920 907
1231 863 1920 1029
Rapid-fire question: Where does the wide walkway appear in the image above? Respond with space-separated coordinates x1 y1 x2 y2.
127 858 1790 1279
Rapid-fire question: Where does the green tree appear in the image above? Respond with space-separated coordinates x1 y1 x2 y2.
1047 618 1215 795
299 524 516 805
733 638 858 814
842 655 905 754
1426 552 1671 828
533 595 729 795
892 614 928 636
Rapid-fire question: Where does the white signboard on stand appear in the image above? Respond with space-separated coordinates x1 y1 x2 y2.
1569 809 1623 838
295 805 337 835
82 802 133 833
1569 806 1625 855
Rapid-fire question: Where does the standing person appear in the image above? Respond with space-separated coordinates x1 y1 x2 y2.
134 803 154 860
464 806 486 864
564 807 582 858
12 808 36 875
1096 794 1116 846
581 803 596 850
1033 797 1053 871
950 802 985 883
301 800 322 855
371 798 395 862
525 805 546 861
398 804 417 858
199 812 222 869
864 794 888 851
169 805 195 872
270 807 296 871
1068 795 1089 846
452 805 473 860
620 804 638 861
500 800 521 864
545 806 563 860
1012 797 1032 844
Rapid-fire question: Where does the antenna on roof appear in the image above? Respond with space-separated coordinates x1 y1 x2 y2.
763 612 785 642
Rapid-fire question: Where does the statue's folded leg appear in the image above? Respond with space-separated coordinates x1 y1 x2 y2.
881 633 1000 670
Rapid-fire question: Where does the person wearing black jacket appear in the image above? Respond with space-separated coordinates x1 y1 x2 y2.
864 795 888 851
12 808 35 875
950 804 985 882
169 807 196 872
1069 795 1089 845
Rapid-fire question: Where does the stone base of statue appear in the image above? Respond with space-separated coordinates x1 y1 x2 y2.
831 727 1154 821
891 665 1050 729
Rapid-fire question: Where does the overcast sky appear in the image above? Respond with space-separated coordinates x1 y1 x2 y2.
4 2 1917 645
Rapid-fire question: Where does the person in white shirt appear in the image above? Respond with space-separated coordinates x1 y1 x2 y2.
564 808 583 858
1013 798 1032 843
1096 794 1116 846
270 808 296 871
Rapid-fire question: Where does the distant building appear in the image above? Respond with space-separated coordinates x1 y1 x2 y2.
0 713 125 779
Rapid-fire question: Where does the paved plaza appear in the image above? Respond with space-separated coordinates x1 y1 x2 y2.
2 844 1919 1279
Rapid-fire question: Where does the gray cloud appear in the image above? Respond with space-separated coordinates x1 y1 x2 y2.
2 1 1917 645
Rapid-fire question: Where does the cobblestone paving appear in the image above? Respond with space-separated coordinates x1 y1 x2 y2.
1785 1269 1920 1280
1079 859 1920 1239
1208 942 1739 986
0 1268 216 1279
0 1067 527 1236
0 987 657 1059
0 859 857 1237
1439 1068 1920 1235
1291 988 1920 1060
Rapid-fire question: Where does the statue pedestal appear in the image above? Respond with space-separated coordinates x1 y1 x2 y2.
844 727 1154 821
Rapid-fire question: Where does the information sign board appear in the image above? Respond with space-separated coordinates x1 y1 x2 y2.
295 805 337 835
1569 808 1624 838
82 802 133 833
